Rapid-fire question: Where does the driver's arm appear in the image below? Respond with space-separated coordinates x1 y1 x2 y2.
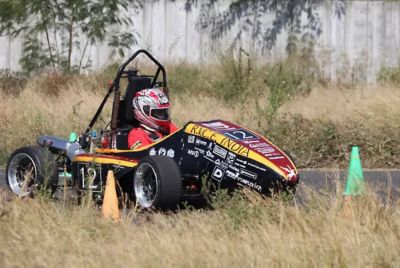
128 128 152 149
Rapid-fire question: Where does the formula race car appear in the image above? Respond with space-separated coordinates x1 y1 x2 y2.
6 50 299 209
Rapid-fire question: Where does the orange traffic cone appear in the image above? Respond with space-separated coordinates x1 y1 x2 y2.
102 170 120 221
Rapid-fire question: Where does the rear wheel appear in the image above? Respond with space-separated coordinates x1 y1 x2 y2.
134 156 181 209
6 146 58 197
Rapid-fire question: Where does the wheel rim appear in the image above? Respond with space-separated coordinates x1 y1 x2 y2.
7 153 38 196
134 163 159 208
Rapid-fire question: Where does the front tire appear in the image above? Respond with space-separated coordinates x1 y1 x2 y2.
6 146 59 197
134 156 181 209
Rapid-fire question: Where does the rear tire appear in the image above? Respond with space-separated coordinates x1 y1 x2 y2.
134 156 181 209
6 146 59 197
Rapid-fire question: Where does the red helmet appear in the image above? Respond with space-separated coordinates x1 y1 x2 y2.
132 88 171 132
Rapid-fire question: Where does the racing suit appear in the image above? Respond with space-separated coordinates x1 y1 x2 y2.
127 123 178 149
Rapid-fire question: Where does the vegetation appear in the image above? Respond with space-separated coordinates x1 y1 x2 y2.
0 183 399 266
0 0 141 74
378 65 400 85
1 52 399 169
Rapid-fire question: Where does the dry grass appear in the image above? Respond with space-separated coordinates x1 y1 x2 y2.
0 75 110 164
0 69 400 266
1 72 399 167
0 184 399 267
280 84 400 128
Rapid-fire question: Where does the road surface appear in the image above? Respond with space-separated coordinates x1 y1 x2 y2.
1 169 399 200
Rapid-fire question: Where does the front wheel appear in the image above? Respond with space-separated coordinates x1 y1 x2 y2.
134 156 181 209
6 146 59 197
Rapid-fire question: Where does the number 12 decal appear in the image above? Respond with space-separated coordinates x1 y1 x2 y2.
224 130 257 140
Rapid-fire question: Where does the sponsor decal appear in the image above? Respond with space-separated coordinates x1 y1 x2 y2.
188 125 218 142
214 159 228 170
223 129 257 140
226 170 239 179
185 123 287 178
236 158 247 165
203 122 232 130
269 156 285 160
206 150 214 159
158 148 167 156
208 143 213 149
212 166 225 182
247 162 267 172
234 162 246 169
194 147 205 154
281 165 297 180
249 142 269 148
242 140 260 144
149 148 156 156
213 145 227 159
226 152 236 165
220 137 249 157
167 149 175 158
195 138 208 146
240 169 258 180
226 170 262 191
187 124 250 157
256 147 276 154
229 165 239 172
188 135 195 144
187 149 199 158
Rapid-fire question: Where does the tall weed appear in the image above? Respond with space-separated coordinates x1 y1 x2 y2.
213 48 252 102
265 51 320 118
0 70 27 96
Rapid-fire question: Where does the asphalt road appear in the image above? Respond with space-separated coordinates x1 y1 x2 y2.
1 169 399 201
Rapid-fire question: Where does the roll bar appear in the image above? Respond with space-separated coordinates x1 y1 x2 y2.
85 49 167 134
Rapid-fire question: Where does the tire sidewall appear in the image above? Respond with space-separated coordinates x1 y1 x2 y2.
134 156 181 209
6 146 58 194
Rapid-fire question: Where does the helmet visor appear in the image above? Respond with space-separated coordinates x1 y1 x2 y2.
151 108 170 121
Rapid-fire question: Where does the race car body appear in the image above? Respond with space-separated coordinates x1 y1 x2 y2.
6 50 299 209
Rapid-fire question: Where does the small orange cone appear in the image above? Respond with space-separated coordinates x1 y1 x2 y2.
102 170 120 221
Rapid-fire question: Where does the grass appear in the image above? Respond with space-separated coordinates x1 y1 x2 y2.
0 182 399 267
0 55 400 267
1 59 400 168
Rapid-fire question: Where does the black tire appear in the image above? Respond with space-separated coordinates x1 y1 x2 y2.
133 156 181 209
6 146 59 196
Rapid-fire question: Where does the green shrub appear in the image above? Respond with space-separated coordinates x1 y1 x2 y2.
265 51 320 118
264 115 400 168
378 65 400 85
168 64 210 95
213 48 252 102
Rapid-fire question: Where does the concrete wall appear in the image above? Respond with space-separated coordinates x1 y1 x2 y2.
0 0 399 82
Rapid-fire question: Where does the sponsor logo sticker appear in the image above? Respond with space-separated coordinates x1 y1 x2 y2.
249 142 269 148
167 149 175 158
158 148 167 156
226 152 236 165
213 145 227 159
240 169 258 180
187 149 199 158
203 122 231 129
212 166 225 182
149 148 156 156
188 135 195 144
195 138 208 146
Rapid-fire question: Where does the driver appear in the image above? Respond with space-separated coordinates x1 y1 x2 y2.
128 88 178 149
